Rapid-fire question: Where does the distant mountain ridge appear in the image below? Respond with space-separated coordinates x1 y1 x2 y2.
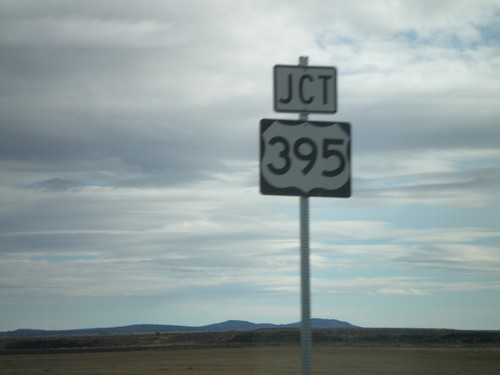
2 318 357 337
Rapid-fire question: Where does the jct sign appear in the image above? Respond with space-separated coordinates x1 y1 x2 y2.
274 65 337 113
260 119 350 197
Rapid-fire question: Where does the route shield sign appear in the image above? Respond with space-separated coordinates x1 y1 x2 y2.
260 119 351 198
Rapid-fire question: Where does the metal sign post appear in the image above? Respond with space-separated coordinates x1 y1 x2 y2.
300 193 311 375
298 56 312 375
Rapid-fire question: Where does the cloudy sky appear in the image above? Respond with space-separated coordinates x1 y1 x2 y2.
1 0 499 331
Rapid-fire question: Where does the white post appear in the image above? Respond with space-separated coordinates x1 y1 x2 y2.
299 55 312 375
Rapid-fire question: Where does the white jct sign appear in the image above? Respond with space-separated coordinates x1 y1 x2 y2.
274 65 337 113
260 119 351 197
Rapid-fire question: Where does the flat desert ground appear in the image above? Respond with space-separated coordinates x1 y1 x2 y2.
2 329 500 374
2 346 500 374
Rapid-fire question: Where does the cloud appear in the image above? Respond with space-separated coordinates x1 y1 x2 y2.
314 276 500 296
0 0 499 330
0 17 185 48
29 177 87 192
396 243 500 273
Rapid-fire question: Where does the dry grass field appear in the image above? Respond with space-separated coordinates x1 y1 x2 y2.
2 329 500 374
2 345 500 374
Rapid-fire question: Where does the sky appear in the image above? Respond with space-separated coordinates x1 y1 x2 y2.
0 0 499 331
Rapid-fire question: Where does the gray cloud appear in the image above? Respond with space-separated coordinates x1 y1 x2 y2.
30 177 87 192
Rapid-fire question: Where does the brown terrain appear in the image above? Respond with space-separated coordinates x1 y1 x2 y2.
1 328 500 374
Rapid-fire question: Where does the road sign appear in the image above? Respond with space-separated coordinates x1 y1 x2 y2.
274 65 337 113
260 119 351 198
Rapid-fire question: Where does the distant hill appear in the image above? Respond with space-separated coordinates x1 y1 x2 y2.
200 318 356 332
282 318 356 329
1 318 358 337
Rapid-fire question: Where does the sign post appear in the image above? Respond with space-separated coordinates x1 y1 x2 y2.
260 56 351 375
298 56 311 375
